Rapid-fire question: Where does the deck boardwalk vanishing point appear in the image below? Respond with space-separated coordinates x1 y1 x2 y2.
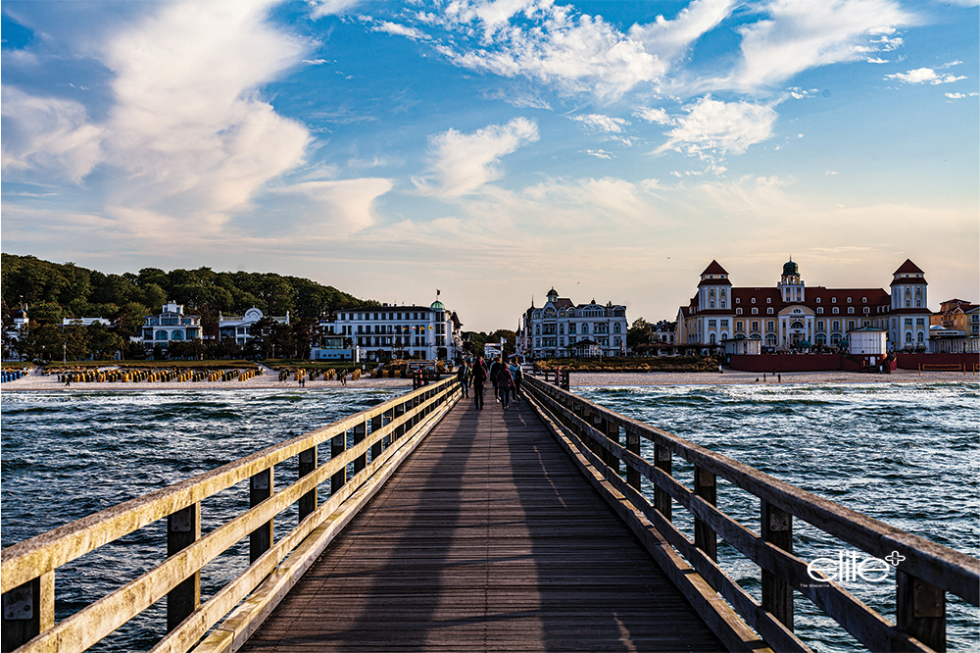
240 395 725 652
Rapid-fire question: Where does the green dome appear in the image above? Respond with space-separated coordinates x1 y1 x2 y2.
430 300 445 311
782 260 799 276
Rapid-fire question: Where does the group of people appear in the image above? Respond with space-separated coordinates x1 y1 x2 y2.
456 355 524 411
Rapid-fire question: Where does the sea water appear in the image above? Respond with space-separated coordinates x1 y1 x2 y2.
576 382 979 653
1 383 978 651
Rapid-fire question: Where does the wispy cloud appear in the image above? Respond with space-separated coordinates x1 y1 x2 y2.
886 66 967 84
372 21 429 41
571 114 629 133
413 117 539 198
731 0 916 91
656 97 777 158
1 86 104 183
309 0 365 19
634 107 675 125
586 149 613 159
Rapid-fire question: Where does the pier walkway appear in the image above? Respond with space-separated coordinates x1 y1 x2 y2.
240 397 723 652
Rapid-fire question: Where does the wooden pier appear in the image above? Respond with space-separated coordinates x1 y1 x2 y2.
2 375 978 653
239 396 723 652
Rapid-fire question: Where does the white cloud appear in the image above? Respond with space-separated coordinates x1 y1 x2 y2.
309 0 366 19
634 107 674 125
886 67 967 84
571 114 629 133
432 2 665 100
1 86 104 182
304 58 329 65
268 178 394 235
586 149 613 159
629 0 738 63
373 22 429 41
414 117 539 198
867 57 889 63
945 92 979 99
96 0 312 230
657 97 777 157
732 0 916 91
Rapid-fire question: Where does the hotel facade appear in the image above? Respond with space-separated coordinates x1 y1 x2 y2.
518 288 628 359
676 259 933 351
313 301 463 362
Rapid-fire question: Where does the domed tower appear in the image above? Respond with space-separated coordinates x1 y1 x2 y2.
546 287 559 303
778 257 805 303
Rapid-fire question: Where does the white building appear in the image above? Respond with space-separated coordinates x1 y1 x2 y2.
519 288 628 359
63 317 112 328
218 307 289 346
677 259 930 352
318 301 463 362
141 302 202 347
848 327 887 356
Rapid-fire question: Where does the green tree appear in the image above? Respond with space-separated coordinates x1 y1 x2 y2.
87 324 125 360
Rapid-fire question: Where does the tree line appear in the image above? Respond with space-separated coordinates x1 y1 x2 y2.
2 254 376 361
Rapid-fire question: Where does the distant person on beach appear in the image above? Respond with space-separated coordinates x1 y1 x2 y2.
497 362 514 410
472 357 488 409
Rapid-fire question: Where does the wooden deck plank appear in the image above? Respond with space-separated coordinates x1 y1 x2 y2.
239 397 726 652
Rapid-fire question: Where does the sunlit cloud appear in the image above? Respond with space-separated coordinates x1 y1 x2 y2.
309 0 366 19
656 97 777 157
571 114 629 133
413 117 539 198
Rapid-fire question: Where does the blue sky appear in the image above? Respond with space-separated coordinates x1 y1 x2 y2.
2 0 977 331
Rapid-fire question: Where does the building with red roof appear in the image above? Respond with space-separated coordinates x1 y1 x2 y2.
676 259 933 351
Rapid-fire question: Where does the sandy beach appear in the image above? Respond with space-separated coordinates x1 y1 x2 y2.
1 365 975 393
0 364 414 392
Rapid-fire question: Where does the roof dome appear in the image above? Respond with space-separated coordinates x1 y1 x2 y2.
546 287 559 297
430 300 444 311
782 259 799 276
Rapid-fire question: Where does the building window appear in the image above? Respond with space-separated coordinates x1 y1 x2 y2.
862 297 867 303
832 307 839 314
751 298 756 304
916 318 925 326
767 308 774 315
847 307 855 314
905 318 913 326
736 308 742 315
736 298 740 304
847 297 852 303
863 307 870 314
817 307 824 314
832 297 837 303
708 319 717 328
751 308 758 315
816 298 821 303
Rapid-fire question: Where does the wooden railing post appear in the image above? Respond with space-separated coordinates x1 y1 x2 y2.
370 413 384 462
298 447 317 521
602 418 620 474
393 402 406 442
896 570 946 652
762 501 794 631
654 442 672 521
167 503 200 630
1 572 53 653
353 420 367 476
331 431 347 494
693 466 717 561
626 426 641 491
250 469 273 563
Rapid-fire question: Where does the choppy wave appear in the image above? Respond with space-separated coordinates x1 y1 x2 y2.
577 382 979 653
1 388 408 652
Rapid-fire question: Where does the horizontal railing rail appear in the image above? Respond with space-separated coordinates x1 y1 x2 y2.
1 378 460 653
523 375 978 653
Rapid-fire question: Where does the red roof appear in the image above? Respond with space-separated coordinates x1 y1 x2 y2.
893 259 924 275
701 260 728 275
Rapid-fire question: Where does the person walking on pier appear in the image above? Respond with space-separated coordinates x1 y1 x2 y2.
509 358 523 402
489 357 502 402
472 357 488 410
497 362 514 410
457 360 470 398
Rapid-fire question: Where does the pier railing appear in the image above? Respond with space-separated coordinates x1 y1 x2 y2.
523 375 979 653
1 378 460 653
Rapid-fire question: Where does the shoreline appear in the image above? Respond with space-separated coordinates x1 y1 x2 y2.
565 369 977 386
1 367 976 393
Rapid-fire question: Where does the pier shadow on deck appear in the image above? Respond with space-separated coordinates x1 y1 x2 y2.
239 393 725 652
